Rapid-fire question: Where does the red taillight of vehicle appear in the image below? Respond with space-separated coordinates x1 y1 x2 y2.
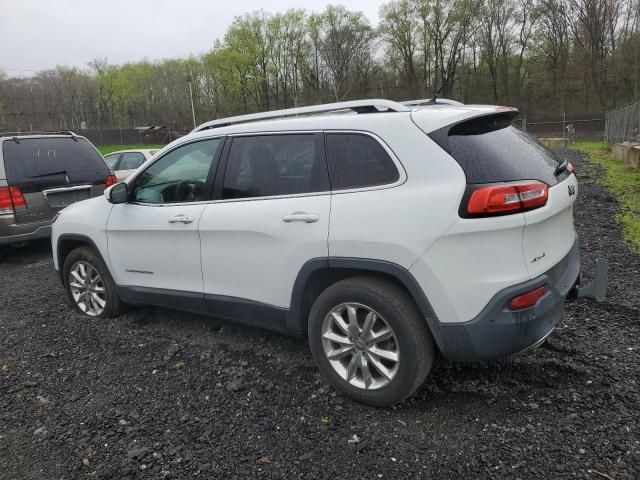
467 181 548 216
0 186 26 214
508 286 548 310
105 174 118 187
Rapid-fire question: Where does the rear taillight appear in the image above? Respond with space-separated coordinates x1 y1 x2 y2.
467 181 548 216
508 285 548 310
0 186 26 214
105 174 118 187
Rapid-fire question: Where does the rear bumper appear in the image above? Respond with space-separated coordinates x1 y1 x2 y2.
434 238 580 362
0 218 52 245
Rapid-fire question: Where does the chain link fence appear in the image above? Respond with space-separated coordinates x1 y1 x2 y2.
518 117 605 140
605 100 640 144
76 127 186 146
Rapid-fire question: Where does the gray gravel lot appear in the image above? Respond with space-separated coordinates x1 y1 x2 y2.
0 149 639 479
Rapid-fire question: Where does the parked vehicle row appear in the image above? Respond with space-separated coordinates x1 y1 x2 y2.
103 148 158 181
46 99 588 406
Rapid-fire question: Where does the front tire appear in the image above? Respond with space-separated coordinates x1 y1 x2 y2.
308 276 434 407
63 246 126 318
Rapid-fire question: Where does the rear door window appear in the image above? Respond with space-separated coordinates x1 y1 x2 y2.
430 114 562 185
3 137 109 185
325 133 399 190
222 134 329 199
119 152 146 170
104 153 121 169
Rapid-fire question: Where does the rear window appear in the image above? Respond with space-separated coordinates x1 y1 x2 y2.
2 137 108 182
430 115 562 185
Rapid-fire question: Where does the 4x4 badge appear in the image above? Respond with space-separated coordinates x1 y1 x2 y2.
568 184 576 196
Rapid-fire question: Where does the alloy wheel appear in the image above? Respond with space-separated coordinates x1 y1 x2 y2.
68 261 106 317
321 303 400 390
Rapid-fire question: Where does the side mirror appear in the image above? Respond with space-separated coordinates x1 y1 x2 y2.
107 182 128 204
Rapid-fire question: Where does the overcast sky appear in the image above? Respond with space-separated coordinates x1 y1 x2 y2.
0 0 385 76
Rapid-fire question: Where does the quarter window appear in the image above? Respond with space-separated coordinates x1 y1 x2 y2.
131 139 220 204
325 133 399 190
222 134 328 199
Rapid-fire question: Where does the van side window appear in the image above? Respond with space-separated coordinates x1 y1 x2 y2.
325 133 399 190
222 134 328 199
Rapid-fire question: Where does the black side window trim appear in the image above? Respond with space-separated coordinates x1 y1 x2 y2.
129 136 226 204
213 132 329 201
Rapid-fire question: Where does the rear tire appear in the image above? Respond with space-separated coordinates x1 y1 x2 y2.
63 246 127 319
308 276 434 407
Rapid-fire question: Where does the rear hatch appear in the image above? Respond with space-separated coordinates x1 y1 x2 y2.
426 112 576 280
2 136 111 224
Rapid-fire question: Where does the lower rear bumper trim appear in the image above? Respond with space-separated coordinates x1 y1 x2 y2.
434 238 581 362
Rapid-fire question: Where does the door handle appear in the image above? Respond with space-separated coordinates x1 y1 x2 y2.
168 214 195 224
282 212 320 223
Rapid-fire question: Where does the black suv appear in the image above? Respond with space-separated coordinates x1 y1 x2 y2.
0 132 115 251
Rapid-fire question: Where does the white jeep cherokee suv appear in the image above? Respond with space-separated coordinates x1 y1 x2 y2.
52 99 582 406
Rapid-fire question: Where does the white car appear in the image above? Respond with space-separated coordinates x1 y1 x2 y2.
103 149 159 181
52 99 589 406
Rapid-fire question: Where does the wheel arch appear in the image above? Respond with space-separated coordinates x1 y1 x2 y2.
56 234 107 286
287 257 444 349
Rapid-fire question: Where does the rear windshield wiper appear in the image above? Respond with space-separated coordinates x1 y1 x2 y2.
29 170 68 179
555 160 568 176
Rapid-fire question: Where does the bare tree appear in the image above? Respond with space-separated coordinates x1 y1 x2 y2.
317 5 374 101
380 0 419 95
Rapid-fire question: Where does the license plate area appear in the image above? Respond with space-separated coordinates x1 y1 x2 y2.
43 185 92 208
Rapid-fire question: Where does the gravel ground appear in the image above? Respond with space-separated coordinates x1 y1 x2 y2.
1 149 638 479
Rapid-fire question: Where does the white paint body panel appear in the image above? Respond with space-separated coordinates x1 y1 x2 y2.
51 195 113 271
410 214 530 323
106 203 206 292
199 195 330 307
523 174 578 277
327 119 464 269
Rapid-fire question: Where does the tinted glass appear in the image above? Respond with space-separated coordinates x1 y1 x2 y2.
325 133 399 190
132 139 220 204
120 152 146 170
3 137 109 184
223 134 328 199
431 115 561 185
104 153 120 169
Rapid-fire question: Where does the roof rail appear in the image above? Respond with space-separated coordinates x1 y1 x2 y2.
402 98 464 107
0 130 79 137
193 99 410 132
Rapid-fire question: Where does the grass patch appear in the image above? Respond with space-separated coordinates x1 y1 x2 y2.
97 144 164 155
573 140 640 251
